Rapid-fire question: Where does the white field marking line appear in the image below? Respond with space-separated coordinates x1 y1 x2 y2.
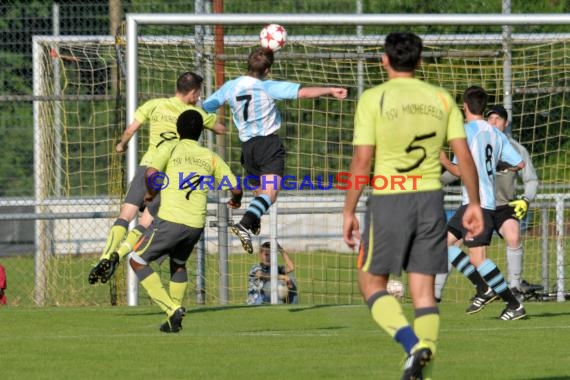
441 324 570 332
0 332 175 341
1 324 569 341
238 331 342 337
0 331 343 340
238 324 570 337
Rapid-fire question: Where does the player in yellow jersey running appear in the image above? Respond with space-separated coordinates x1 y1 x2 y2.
88 71 226 285
129 109 242 332
342 32 483 380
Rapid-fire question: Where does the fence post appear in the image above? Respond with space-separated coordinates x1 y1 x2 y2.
555 194 565 302
218 197 229 304
541 206 549 294
196 232 206 304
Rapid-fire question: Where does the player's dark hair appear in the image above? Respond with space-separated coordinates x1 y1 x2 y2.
176 109 204 141
247 48 274 78
463 86 488 116
384 32 423 72
176 71 203 95
261 241 271 249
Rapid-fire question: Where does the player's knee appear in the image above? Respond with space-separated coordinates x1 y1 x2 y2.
171 264 186 273
129 254 148 271
129 257 139 271
119 203 139 220
506 239 521 248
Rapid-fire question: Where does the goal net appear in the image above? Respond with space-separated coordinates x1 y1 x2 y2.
32 15 570 306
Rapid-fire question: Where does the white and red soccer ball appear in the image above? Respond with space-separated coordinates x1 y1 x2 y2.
259 24 287 52
262 280 290 301
387 280 405 300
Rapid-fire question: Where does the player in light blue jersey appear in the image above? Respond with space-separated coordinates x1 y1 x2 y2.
203 47 347 254
439 86 527 321
455 119 522 209
203 74 299 143
439 105 542 301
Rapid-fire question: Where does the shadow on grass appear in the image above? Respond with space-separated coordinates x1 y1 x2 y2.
479 312 570 322
117 310 165 317
186 304 260 314
118 304 339 316
119 303 350 317
116 304 254 317
525 311 570 318
185 303 343 314
287 304 343 313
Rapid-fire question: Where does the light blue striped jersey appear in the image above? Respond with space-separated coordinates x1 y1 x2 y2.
453 120 522 209
202 76 300 142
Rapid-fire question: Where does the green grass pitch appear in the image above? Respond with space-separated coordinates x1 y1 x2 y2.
1 302 569 379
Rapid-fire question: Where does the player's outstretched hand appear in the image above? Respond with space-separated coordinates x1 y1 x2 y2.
213 123 227 135
330 88 348 99
343 212 361 250
116 142 126 153
462 203 483 241
228 190 243 209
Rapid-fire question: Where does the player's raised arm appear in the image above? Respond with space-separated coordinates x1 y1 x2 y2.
298 86 347 99
116 119 142 153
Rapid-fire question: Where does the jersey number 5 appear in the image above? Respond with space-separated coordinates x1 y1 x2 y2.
395 132 436 173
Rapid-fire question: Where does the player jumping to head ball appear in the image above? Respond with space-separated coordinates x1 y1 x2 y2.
203 47 347 254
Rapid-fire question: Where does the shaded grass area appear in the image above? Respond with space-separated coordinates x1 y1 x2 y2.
0 302 569 379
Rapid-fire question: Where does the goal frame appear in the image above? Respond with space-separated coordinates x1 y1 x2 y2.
124 13 570 305
29 14 570 306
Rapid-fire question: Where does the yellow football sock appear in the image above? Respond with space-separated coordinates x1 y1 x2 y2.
370 294 410 338
169 281 188 306
140 273 178 315
115 227 144 259
100 224 127 260
414 308 440 380
413 311 439 355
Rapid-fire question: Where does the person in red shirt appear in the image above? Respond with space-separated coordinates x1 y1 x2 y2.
0 264 7 305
